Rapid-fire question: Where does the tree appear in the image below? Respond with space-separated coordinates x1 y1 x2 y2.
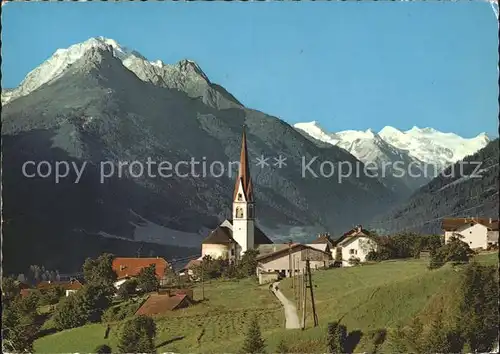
117 278 138 300
52 292 86 330
2 305 34 353
39 286 65 306
136 264 160 293
94 344 112 354
2 295 41 353
238 249 260 278
118 315 157 353
429 235 474 269
83 253 117 295
241 316 266 354
458 262 499 352
326 321 347 354
2 276 20 303
78 284 113 323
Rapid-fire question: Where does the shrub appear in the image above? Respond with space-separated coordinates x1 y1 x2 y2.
136 265 159 293
241 315 266 354
429 235 474 269
118 315 157 353
52 293 86 330
347 257 361 266
117 278 138 300
326 321 347 354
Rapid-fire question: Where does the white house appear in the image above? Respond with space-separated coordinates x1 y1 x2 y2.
333 225 378 267
442 218 499 250
255 243 332 282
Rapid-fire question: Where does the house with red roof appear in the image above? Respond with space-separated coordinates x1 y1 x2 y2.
112 257 170 289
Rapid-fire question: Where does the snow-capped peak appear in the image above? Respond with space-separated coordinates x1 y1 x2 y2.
295 122 491 175
1 37 209 105
294 121 340 145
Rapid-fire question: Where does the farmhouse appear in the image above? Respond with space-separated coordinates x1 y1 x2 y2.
200 127 273 261
256 243 331 284
334 225 378 266
36 278 84 296
311 226 378 267
442 217 499 250
112 257 171 288
135 293 194 316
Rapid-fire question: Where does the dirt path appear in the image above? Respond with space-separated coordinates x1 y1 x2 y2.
271 281 301 329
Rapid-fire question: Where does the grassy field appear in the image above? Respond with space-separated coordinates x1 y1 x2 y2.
34 252 498 353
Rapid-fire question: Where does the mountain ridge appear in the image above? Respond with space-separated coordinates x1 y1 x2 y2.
294 121 490 193
2 41 397 273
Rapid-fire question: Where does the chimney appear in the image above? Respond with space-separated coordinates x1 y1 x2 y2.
357 225 362 232
489 218 492 223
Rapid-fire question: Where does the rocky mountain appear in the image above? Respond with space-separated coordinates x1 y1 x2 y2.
294 121 490 194
2 37 397 273
368 139 499 234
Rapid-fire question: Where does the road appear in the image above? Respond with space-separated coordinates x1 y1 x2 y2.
271 281 301 329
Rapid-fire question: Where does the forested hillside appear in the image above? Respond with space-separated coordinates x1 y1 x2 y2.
370 139 499 234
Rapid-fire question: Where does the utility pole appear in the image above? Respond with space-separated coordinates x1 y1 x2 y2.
306 259 318 327
297 258 300 301
288 240 293 287
302 265 307 329
201 260 205 301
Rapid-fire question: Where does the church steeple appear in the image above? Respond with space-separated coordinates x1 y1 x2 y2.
233 126 253 202
232 125 255 257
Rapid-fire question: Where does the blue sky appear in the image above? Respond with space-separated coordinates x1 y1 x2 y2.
2 1 498 138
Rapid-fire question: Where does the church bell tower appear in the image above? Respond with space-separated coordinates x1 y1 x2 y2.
232 126 255 257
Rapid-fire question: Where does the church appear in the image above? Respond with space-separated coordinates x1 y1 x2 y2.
200 127 274 261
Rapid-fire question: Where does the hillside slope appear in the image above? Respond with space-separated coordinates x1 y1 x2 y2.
369 139 499 234
1 43 396 273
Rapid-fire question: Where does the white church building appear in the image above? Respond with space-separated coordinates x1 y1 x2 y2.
200 127 273 261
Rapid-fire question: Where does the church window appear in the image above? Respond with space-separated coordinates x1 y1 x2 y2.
238 193 243 201
236 207 244 218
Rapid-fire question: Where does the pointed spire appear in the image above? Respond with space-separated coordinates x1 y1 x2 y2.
234 125 253 202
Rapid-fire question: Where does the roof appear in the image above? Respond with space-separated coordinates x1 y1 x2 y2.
256 244 290 256
442 218 499 231
18 282 31 290
182 259 202 270
305 244 330 253
311 234 334 246
20 289 36 297
112 257 169 280
334 225 372 246
256 243 330 262
233 127 254 202
201 220 273 245
201 225 235 245
37 279 83 291
135 294 193 315
254 225 274 244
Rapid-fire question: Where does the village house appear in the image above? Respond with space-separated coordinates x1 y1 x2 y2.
112 257 171 289
135 289 195 316
442 217 499 250
199 127 274 262
36 278 84 296
311 225 378 267
255 243 332 284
